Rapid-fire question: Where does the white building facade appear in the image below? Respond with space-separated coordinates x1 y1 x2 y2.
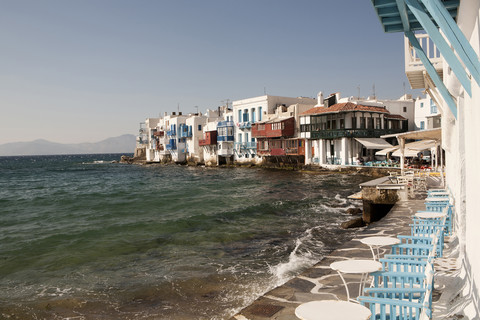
232 95 316 164
414 96 441 130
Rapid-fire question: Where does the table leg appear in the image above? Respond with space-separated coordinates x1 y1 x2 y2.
335 271 350 302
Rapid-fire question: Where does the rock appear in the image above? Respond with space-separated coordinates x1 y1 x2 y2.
341 217 365 229
346 208 362 215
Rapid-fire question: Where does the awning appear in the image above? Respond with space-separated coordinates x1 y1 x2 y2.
355 138 393 150
381 128 441 141
391 140 437 157
375 146 399 156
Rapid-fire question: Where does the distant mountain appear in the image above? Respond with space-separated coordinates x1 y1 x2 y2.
0 134 136 156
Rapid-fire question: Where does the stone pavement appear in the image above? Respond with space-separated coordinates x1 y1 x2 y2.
230 178 459 320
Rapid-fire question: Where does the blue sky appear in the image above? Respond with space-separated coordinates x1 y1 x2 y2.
0 0 418 144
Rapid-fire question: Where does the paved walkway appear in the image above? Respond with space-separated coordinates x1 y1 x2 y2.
230 179 459 320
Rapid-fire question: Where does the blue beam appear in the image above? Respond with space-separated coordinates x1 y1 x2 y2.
421 0 480 87
405 31 458 118
396 0 411 31
405 0 472 96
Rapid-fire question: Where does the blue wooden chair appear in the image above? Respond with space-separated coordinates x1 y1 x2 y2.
358 264 434 320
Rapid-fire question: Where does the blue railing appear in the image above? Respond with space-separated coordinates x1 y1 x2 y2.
217 135 234 142
238 122 252 129
167 130 176 136
235 142 256 150
217 121 234 128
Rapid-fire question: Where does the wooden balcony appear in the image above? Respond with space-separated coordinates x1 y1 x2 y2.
405 33 443 90
199 131 217 146
252 118 295 138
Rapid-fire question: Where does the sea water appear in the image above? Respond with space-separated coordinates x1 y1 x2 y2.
0 154 371 319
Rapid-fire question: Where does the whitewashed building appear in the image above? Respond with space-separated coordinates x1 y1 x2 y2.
141 118 161 162
300 93 408 165
414 96 441 130
185 114 208 164
232 95 316 164
216 110 234 165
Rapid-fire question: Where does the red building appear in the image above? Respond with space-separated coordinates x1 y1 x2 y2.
252 117 305 162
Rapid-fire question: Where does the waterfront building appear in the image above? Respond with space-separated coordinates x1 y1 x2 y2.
414 95 441 130
371 0 480 317
216 110 235 165
252 103 313 165
163 112 188 163
300 92 408 165
185 114 208 164
138 118 160 161
232 95 316 164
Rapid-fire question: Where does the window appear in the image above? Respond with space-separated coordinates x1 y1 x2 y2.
238 110 242 122
420 102 424 108
340 119 345 129
367 118 373 129
198 125 202 131
375 118 381 129
245 133 249 142
420 121 425 130
430 100 437 114
258 107 262 121
243 109 248 122
251 108 256 123
238 133 242 142
403 106 407 112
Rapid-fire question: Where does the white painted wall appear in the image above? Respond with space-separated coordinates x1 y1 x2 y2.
414 96 441 130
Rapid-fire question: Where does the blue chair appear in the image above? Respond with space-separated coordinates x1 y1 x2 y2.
358 264 434 320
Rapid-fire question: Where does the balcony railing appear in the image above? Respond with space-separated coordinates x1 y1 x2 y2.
238 121 252 129
405 33 443 89
217 135 234 142
235 142 257 150
309 128 405 140
217 121 234 128
166 130 176 136
179 131 192 138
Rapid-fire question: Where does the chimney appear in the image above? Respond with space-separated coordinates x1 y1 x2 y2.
317 91 323 106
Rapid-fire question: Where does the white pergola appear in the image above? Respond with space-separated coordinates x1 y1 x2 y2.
381 128 442 178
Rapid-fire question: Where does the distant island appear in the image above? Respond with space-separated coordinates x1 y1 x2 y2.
0 134 136 156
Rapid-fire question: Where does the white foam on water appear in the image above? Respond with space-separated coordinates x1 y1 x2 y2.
268 227 320 286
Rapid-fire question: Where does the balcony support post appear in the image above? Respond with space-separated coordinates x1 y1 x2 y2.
405 0 472 97
405 30 458 119
420 0 480 87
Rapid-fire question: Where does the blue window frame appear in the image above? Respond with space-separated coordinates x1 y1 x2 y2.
258 107 262 121
420 121 425 130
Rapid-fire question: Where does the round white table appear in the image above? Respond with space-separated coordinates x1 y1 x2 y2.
415 211 447 219
330 259 382 302
359 236 400 261
295 300 372 320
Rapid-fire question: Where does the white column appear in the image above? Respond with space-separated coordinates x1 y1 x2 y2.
318 139 326 165
341 138 347 165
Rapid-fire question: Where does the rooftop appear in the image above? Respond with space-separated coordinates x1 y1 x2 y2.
301 102 390 116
